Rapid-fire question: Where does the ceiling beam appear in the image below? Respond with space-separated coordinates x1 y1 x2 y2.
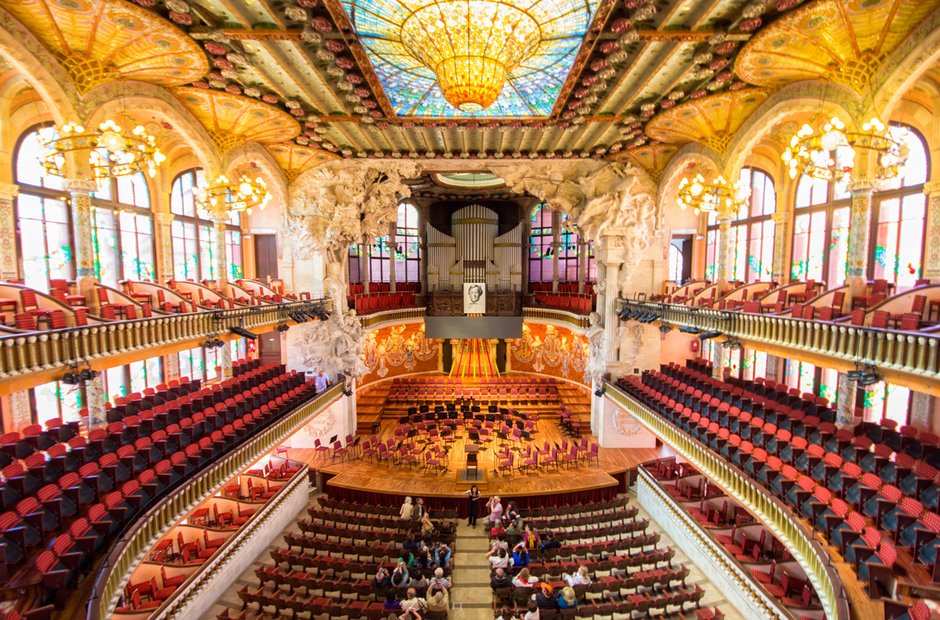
220 28 751 43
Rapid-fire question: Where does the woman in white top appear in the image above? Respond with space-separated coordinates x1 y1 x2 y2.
511 567 539 588
399 496 413 520
564 565 592 587
485 546 511 570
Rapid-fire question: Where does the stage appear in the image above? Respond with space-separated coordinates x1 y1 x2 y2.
290 419 672 511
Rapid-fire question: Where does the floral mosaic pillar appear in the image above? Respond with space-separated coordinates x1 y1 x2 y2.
0 183 19 281
923 181 940 280
835 372 857 428
9 390 31 432
165 351 180 381
551 211 561 293
846 179 876 297
909 391 933 429
710 342 724 379
219 341 233 380
715 211 733 283
86 372 107 430
154 212 175 281
388 222 397 293
211 213 229 284
66 178 98 302
771 210 789 283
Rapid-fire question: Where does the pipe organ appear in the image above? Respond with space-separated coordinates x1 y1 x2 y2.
426 204 522 292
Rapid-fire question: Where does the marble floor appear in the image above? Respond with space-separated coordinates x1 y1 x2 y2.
203 491 743 620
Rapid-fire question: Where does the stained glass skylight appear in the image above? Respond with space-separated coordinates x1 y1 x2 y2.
341 0 598 118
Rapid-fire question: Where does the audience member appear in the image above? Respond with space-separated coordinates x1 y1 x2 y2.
412 498 426 520
511 541 530 568
466 485 481 527
486 546 510 570
400 497 413 520
433 541 452 568
383 590 402 611
505 518 524 543
540 530 560 551
511 567 538 588
429 567 452 590
534 583 557 610
556 586 578 609
426 584 449 612
391 560 410 587
420 510 435 538
504 501 520 524
399 587 427 616
490 567 512 590
564 566 592 587
487 495 504 528
496 606 516 620
524 600 540 620
314 369 329 393
372 566 391 589
411 571 429 590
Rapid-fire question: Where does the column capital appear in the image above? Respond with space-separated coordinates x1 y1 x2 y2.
153 211 175 225
771 210 789 224
924 181 940 196
847 178 878 194
64 178 98 194
0 183 18 202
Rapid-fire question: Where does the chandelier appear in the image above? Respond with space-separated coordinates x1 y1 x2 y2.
676 173 748 215
400 0 542 111
195 174 271 215
781 116 909 182
40 120 166 179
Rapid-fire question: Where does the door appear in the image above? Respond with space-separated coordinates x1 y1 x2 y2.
254 234 278 282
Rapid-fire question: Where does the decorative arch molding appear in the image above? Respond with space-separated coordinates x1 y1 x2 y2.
874 5 940 117
224 142 289 210
656 145 722 215
722 81 861 177
0 7 81 124
82 82 221 174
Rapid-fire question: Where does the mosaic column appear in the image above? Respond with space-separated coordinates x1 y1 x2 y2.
388 222 397 293
521 212 531 295
909 391 933 429
210 212 229 285
0 183 19 281
715 211 733 283
710 342 724 379
835 372 857 428
771 210 789 283
363 245 372 295
66 178 98 302
578 241 587 294
219 342 233 380
154 212 175 282
846 179 877 297
165 352 180 381
85 372 106 430
923 181 940 280
551 211 561 293
9 390 31 432
419 209 429 295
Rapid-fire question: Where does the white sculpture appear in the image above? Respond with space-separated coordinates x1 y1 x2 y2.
298 307 368 386
584 311 606 385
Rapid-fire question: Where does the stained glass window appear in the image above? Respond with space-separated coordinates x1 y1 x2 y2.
870 125 928 289
341 0 597 117
529 203 554 284
863 381 911 426
784 359 816 395
349 243 363 283
15 127 73 291
791 175 850 286
170 169 240 282
31 380 82 425
669 245 683 284
394 202 421 283
88 172 154 287
726 167 775 283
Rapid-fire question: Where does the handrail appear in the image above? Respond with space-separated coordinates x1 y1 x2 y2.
618 299 940 382
523 306 591 331
635 466 793 619
0 299 328 382
605 382 851 620
360 306 426 328
87 382 343 620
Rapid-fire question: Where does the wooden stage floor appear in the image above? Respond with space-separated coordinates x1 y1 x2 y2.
290 419 673 498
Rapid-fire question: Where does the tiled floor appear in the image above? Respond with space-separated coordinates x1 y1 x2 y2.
203 491 744 619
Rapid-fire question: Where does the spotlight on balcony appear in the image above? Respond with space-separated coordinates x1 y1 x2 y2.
699 330 722 341
230 326 258 340
659 323 673 334
678 326 701 334
276 322 290 333
721 338 742 350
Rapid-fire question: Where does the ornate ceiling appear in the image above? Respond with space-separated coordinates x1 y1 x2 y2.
1 0 937 173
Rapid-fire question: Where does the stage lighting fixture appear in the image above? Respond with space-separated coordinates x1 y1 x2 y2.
858 372 881 387
617 307 632 321
722 338 742 350
679 326 701 334
78 368 98 381
343 386 354 396
230 326 258 340
276 322 290 332
699 330 722 341
659 323 673 334
62 372 80 385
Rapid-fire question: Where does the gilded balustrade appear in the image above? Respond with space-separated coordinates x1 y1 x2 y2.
619 300 940 381
606 383 851 620
522 306 591 331
87 383 343 620
360 306 427 329
0 301 326 382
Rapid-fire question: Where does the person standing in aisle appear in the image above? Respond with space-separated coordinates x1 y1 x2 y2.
466 485 480 527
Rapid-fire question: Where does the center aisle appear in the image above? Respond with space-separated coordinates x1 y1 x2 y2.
450 523 498 619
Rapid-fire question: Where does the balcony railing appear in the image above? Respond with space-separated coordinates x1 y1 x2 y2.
523 306 591 330
88 382 343 620
0 300 327 383
606 383 851 620
619 299 940 383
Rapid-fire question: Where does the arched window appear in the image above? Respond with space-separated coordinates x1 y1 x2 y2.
728 167 776 283
529 203 554 283
870 125 929 289
791 175 851 286
394 202 421 282
170 170 243 281
91 172 154 287
14 126 72 291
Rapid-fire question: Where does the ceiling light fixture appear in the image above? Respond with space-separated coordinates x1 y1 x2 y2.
195 174 271 215
676 173 748 215
40 120 166 179
399 0 542 111
781 116 909 183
